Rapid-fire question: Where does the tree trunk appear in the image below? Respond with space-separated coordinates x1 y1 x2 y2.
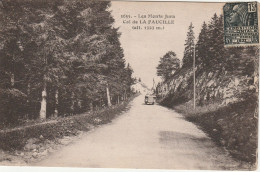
124 89 127 100
11 54 15 87
54 89 58 118
118 95 120 104
39 81 47 119
71 91 75 113
89 102 93 111
27 83 30 103
11 73 14 87
106 86 112 107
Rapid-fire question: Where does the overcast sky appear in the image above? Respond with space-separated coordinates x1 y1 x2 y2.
110 1 223 88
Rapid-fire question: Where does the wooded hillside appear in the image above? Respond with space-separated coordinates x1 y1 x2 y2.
156 14 258 164
0 0 134 127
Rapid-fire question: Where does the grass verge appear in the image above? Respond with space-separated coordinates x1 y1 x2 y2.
171 95 258 165
0 95 135 152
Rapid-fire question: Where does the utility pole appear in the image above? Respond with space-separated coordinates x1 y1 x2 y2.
152 78 155 94
193 43 196 109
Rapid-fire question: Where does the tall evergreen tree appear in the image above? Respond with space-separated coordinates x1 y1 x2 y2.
196 22 208 66
182 23 195 68
206 14 224 70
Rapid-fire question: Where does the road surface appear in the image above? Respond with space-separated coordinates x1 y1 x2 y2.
33 95 243 170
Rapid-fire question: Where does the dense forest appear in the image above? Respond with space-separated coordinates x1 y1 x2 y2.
157 13 258 105
0 0 134 126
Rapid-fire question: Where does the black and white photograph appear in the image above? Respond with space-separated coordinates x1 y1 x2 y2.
0 0 259 171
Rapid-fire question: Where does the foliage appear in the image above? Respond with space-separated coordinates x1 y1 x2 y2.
0 0 134 125
182 23 195 68
156 51 180 81
159 13 257 105
156 13 258 164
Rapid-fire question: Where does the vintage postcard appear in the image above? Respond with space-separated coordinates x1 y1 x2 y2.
0 0 259 171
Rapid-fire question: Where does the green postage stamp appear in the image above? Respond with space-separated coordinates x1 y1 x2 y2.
223 2 259 46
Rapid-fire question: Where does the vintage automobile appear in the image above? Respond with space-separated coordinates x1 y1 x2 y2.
144 95 156 105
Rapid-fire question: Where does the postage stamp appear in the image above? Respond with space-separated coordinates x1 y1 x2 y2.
223 2 259 46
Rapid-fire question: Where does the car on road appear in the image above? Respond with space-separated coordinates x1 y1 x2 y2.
144 95 156 105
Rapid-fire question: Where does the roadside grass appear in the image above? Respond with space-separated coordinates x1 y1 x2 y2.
172 96 258 165
0 95 135 152
174 100 223 117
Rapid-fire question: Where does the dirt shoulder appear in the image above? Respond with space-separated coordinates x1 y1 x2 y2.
0 96 135 165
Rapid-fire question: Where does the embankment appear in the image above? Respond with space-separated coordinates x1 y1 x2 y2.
0 96 135 152
157 48 258 164
172 96 257 164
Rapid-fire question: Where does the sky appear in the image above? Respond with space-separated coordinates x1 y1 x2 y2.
110 1 224 88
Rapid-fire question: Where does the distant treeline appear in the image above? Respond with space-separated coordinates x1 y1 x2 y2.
0 0 134 125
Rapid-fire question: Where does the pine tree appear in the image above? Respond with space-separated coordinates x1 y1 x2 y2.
206 14 223 70
182 23 195 68
196 22 208 67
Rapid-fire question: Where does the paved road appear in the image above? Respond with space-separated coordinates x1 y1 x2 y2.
34 95 242 170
